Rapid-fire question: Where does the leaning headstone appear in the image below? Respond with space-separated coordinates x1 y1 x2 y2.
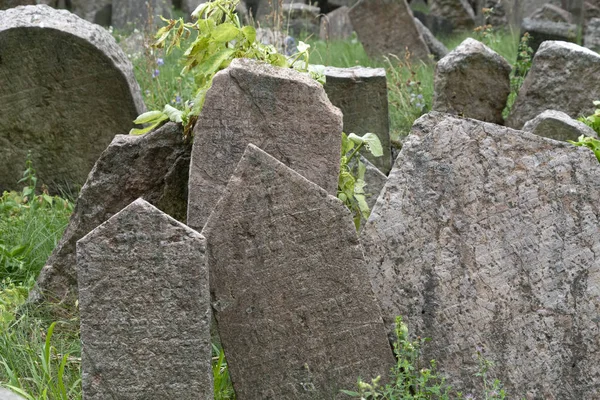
506 41 600 129
360 111 600 399
429 0 476 31
319 6 353 41
433 38 511 124
187 58 342 231
111 0 172 31
78 199 212 400
349 0 431 62
414 17 449 61
520 18 578 54
523 109 598 142
203 144 394 399
32 123 190 303
584 17 600 51
0 5 144 194
323 66 392 174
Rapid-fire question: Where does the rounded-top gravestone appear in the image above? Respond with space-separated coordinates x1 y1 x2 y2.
0 5 145 194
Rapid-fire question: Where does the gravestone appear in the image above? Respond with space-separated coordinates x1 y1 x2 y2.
32 123 190 303
77 199 212 400
523 109 598 142
319 6 353 41
360 111 600 398
187 58 342 231
203 144 394 399
429 0 476 31
506 41 600 129
529 3 574 23
520 18 578 55
323 66 392 174
0 0 34 9
0 5 144 194
349 0 431 62
414 17 449 61
70 0 112 25
433 38 511 124
584 17 600 51
111 0 172 31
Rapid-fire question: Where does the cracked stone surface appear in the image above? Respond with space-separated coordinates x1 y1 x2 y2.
360 112 600 399
187 58 342 231
203 144 394 400
33 123 191 303
78 199 212 400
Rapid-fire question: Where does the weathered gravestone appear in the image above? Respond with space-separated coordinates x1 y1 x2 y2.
70 0 112 26
0 5 144 194
520 18 578 55
429 0 476 31
187 58 342 231
360 111 600 399
319 6 353 41
323 66 392 174
584 17 600 51
77 198 212 400
506 41 600 129
433 38 511 124
348 0 431 62
523 109 598 142
414 17 449 61
32 123 190 303
203 144 394 399
111 0 172 31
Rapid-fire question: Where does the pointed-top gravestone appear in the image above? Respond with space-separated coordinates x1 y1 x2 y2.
77 198 212 400
360 112 600 398
202 144 394 400
187 58 342 231
0 5 144 194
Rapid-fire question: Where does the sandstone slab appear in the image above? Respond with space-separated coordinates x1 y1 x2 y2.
187 58 342 231
523 109 598 142
584 17 600 51
506 41 600 129
33 123 191 303
0 5 144 194
360 111 600 398
323 66 392 173
77 198 212 399
433 38 511 124
203 144 394 399
349 0 430 62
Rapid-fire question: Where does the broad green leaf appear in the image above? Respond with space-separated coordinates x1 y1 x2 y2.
196 47 236 78
348 132 383 157
241 25 256 43
357 160 366 181
211 23 240 42
163 104 184 123
133 110 167 124
192 2 211 18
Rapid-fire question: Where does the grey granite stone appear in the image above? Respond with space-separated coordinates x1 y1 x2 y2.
523 109 598 142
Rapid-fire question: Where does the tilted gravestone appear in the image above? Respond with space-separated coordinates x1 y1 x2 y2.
429 0 476 31
323 66 392 174
506 41 600 129
111 0 172 31
32 123 191 303
520 18 578 55
523 109 598 142
77 198 212 400
0 5 144 194
187 58 342 231
203 144 394 399
360 111 600 399
348 0 431 62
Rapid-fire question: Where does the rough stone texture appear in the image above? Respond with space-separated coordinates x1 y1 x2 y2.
433 38 511 124
111 0 172 31
349 0 431 62
323 66 392 174
0 5 144 194
0 0 34 9
523 109 599 142
319 6 353 41
584 17 600 51
414 17 449 61
506 41 600 129
0 388 26 400
520 18 578 55
203 144 394 400
187 58 342 231
360 111 600 399
32 123 191 303
348 155 387 211
70 0 112 25
77 199 212 400
530 3 574 23
429 0 476 31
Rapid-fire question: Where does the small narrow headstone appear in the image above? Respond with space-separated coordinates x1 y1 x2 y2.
349 0 431 62
77 198 212 400
0 5 144 194
187 58 342 231
203 144 394 400
323 66 392 174
319 6 353 41
429 0 476 31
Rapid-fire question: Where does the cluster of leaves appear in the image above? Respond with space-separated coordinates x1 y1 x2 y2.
503 32 533 118
338 132 383 231
473 8 499 47
131 0 314 137
570 100 600 162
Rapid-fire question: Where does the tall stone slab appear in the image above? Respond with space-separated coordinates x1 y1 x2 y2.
187 58 342 231
433 38 511 124
319 6 353 41
0 5 144 194
429 0 476 31
349 0 431 62
506 41 600 129
112 0 172 31
360 112 600 399
203 144 394 400
77 199 212 400
323 66 392 174
70 0 112 26
32 123 190 303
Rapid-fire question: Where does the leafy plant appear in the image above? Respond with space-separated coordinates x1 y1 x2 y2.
569 134 600 162
213 344 235 400
338 132 383 231
578 100 600 135
504 32 533 117
473 8 499 47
